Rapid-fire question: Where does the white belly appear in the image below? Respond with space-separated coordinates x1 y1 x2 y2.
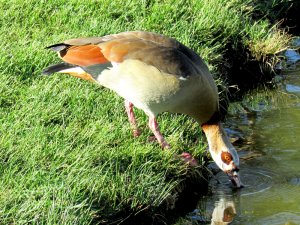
96 59 181 116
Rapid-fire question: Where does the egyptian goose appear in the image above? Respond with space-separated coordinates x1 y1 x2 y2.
43 31 242 188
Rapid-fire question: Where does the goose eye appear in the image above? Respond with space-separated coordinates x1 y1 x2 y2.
221 152 233 165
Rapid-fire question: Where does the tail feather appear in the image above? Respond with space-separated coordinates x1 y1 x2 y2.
42 62 76 75
46 43 70 52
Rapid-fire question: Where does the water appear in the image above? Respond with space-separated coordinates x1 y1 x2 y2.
186 49 300 224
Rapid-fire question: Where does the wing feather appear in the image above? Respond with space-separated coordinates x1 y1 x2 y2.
46 31 207 78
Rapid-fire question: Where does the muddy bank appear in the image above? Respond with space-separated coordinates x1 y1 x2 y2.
217 40 277 100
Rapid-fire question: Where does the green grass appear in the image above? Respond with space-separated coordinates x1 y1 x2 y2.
0 74 206 224
0 0 291 224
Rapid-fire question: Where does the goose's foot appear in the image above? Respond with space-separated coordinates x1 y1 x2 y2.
148 116 171 149
180 152 198 167
132 129 141 137
125 100 141 137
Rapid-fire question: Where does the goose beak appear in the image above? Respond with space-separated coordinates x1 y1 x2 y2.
228 171 243 188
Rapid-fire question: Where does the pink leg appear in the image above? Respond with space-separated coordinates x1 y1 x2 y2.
148 116 170 149
181 152 198 166
148 117 197 165
148 116 198 166
125 100 141 137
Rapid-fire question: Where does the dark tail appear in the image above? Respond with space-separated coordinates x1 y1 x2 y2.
46 43 71 58
42 62 76 75
46 43 70 52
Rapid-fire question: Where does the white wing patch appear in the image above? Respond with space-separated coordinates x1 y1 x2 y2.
59 67 86 74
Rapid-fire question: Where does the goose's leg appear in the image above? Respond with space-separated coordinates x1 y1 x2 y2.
148 116 197 165
125 100 141 137
148 116 171 149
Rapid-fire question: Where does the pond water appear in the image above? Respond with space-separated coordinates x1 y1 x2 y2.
185 49 300 224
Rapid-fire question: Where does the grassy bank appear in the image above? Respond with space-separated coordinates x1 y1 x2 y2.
0 0 291 224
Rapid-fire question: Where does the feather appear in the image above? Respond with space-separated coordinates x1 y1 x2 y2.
42 62 75 75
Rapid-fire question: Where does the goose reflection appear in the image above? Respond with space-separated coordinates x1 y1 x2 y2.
211 197 237 225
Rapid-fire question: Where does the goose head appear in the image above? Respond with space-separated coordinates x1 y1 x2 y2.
201 123 243 188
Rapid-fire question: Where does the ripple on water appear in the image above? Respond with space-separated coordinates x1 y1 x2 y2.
239 169 275 196
255 212 300 225
290 177 300 186
210 166 275 196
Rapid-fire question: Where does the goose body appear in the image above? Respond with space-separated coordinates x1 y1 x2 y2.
43 31 242 188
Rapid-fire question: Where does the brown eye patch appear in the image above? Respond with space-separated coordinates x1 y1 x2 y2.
221 152 233 165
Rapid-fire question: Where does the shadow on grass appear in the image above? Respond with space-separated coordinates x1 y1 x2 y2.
92 167 210 225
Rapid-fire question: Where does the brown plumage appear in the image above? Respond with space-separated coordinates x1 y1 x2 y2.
43 31 242 188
